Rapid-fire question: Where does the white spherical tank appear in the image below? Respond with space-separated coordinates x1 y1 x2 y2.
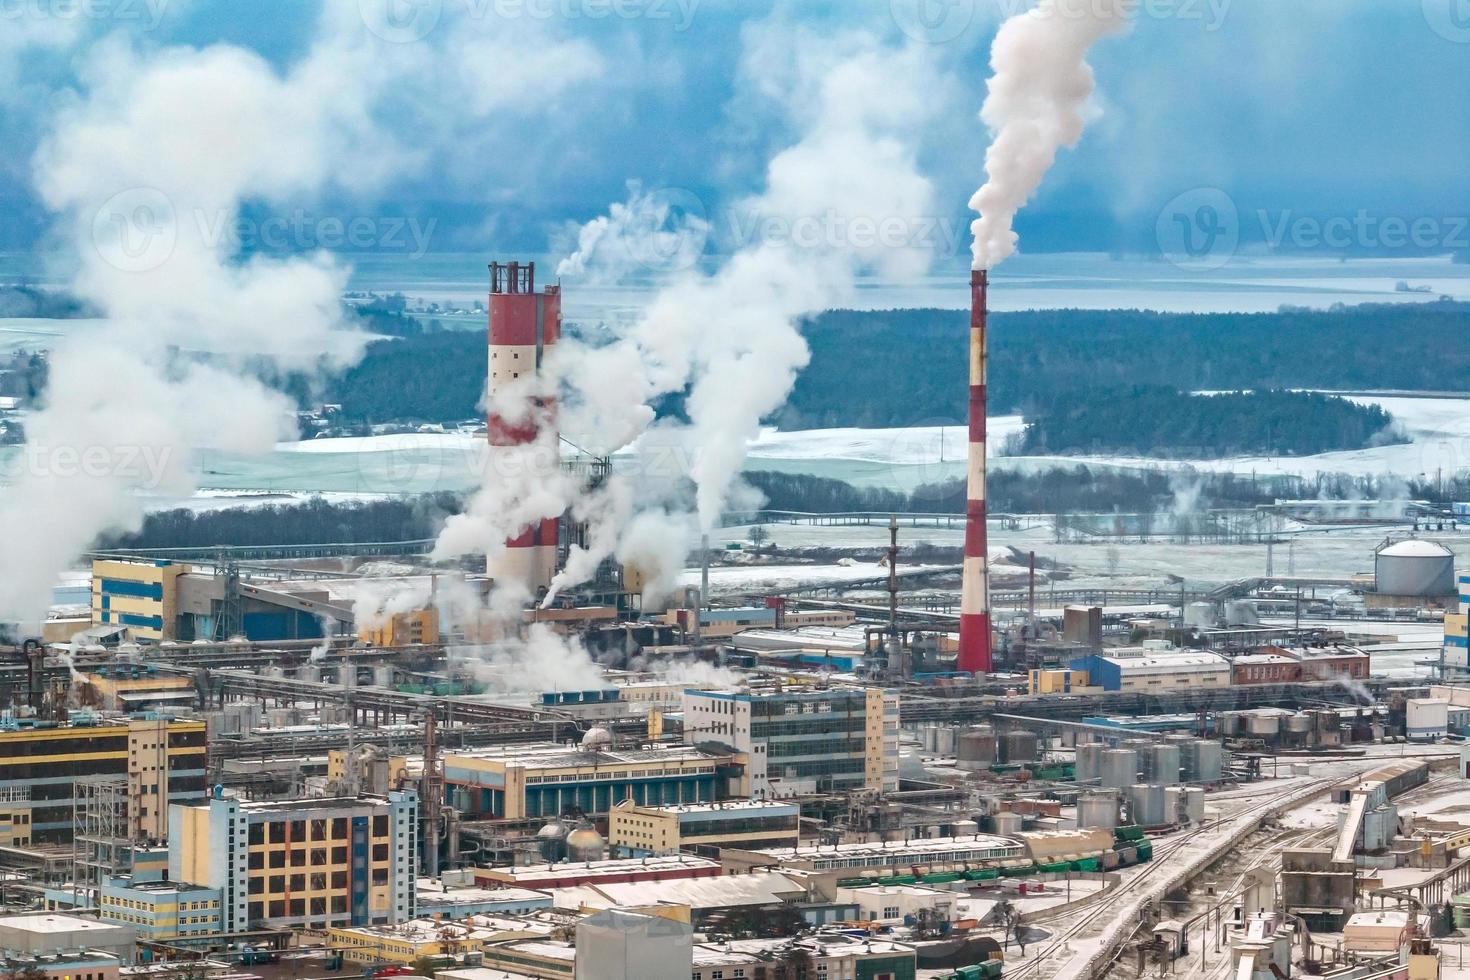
1375 539 1455 597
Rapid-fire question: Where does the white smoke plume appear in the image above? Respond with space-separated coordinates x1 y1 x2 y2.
0 2 604 626
969 0 1131 269
512 28 945 608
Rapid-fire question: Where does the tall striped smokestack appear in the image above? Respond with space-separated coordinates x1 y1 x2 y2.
487 260 561 593
957 269 992 674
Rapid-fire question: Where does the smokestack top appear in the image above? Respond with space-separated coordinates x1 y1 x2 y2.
489 261 536 295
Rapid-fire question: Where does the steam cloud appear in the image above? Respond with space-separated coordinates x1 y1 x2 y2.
969 0 1130 270
438 28 947 614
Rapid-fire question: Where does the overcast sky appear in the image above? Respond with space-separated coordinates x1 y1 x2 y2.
2 0 1466 258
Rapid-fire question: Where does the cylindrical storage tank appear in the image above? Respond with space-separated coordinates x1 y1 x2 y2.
1143 745 1181 786
1285 714 1312 735
935 727 957 756
923 726 938 753
1247 711 1280 737
1216 712 1240 737
953 819 980 837
1183 787 1206 824
1001 730 1038 765
957 729 998 771
1128 784 1167 827
1101 749 1139 790
993 812 1024 836
1077 791 1119 830
1076 743 1105 783
1192 741 1224 783
1375 539 1456 597
1164 786 1186 826
299 664 322 684
375 665 396 689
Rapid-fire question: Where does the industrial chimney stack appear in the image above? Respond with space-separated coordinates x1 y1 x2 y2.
487 260 561 592
958 269 993 673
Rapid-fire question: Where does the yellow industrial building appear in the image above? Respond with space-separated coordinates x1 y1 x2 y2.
91 559 189 642
169 790 419 933
0 717 206 843
358 608 439 647
608 800 801 857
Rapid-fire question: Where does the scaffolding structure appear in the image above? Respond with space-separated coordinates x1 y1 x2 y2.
72 775 133 906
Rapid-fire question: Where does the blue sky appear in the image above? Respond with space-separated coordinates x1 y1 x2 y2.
2 0 1467 258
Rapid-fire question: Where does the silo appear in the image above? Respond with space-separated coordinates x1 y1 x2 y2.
1076 742 1105 783
1142 744 1181 786
1216 712 1241 737
1246 711 1280 738
299 664 322 684
374 665 396 689
993 812 1024 836
957 728 998 771
1101 749 1139 790
923 727 939 753
953 819 980 837
1077 790 1119 830
1183 787 1206 824
1191 741 1224 783
1164 786 1186 826
935 726 957 756
1001 730 1038 765
1128 784 1167 827
1375 539 1456 597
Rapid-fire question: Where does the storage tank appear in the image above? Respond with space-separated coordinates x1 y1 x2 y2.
1246 711 1281 737
1216 712 1241 737
935 726 957 756
1142 744 1181 786
957 728 998 771
1285 713 1312 735
1375 539 1456 597
374 665 395 689
1164 786 1186 826
298 664 322 684
1001 730 1038 765
566 825 606 863
1128 784 1167 827
1077 790 1119 830
992 812 1024 836
1101 749 1139 790
1191 741 1224 783
1183 787 1206 824
953 819 980 837
1076 742 1105 783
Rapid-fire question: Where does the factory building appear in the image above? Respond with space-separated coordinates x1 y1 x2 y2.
0 716 206 843
90 560 188 642
726 835 1024 879
442 743 729 821
608 800 801 857
1444 576 1468 675
1068 649 1230 693
89 558 352 643
95 877 223 940
168 790 418 933
681 686 899 798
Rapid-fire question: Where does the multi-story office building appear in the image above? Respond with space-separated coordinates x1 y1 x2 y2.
169 790 418 933
443 744 727 820
0 716 206 843
608 800 800 857
91 560 189 642
681 686 899 797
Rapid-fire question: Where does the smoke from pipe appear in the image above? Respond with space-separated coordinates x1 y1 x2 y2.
969 0 1130 270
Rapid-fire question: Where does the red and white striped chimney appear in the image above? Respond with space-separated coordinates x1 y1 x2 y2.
487 260 560 593
957 269 992 674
